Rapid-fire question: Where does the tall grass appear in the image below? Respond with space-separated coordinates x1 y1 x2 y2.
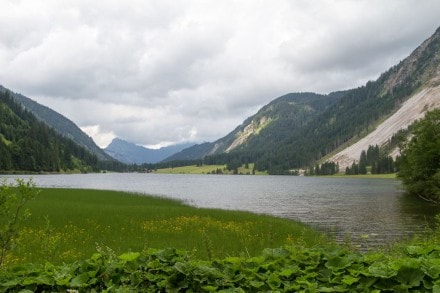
10 188 323 266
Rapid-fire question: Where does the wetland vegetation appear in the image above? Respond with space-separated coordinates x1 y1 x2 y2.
6 187 321 267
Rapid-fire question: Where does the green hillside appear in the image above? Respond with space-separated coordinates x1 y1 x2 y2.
0 85 112 161
164 92 344 162
163 26 440 174
0 90 99 172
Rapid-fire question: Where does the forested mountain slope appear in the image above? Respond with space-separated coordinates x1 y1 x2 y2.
164 92 345 162
166 26 440 173
0 85 112 161
0 90 99 172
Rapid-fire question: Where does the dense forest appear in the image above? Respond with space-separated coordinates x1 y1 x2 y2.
0 91 99 172
1 85 112 161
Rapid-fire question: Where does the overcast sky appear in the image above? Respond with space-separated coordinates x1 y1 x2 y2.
1 1 439 148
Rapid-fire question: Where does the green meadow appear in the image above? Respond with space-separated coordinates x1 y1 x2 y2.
9 188 322 266
329 173 397 179
155 163 267 175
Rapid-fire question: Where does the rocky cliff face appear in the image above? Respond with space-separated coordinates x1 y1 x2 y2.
225 116 272 153
331 85 440 170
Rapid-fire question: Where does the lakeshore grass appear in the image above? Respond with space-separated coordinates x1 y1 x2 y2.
10 188 322 266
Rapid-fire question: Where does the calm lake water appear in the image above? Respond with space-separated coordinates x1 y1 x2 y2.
3 173 440 247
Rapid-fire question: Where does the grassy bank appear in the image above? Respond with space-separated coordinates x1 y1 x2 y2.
10 188 322 266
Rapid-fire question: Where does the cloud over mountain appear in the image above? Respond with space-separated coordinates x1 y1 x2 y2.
1 0 439 147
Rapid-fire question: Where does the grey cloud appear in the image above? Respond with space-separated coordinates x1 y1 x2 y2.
1 0 439 147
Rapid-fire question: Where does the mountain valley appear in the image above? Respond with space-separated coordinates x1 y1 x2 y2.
1 26 439 174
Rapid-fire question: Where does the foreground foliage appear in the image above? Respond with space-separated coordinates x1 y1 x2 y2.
1 242 440 292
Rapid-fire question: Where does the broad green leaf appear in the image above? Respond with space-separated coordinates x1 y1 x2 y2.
70 272 90 287
119 252 140 262
193 265 223 279
325 255 353 271
396 267 425 287
362 252 385 263
422 258 440 278
318 285 347 292
279 267 298 278
202 285 219 292
155 248 178 262
218 288 246 293
341 275 359 286
367 263 397 278
267 273 282 289
35 274 53 285
223 256 243 264
249 280 265 288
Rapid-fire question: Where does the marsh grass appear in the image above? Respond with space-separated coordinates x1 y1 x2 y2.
10 188 322 266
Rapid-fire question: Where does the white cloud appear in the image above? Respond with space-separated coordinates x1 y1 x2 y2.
0 0 439 148
81 125 116 148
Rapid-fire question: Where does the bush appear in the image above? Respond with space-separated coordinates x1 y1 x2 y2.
0 179 38 267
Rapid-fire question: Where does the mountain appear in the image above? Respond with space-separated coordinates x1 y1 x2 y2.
0 90 99 172
329 26 440 170
164 91 345 162
104 138 194 164
331 86 440 170
166 26 440 173
0 85 112 161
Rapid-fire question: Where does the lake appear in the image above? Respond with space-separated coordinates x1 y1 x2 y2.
3 173 440 247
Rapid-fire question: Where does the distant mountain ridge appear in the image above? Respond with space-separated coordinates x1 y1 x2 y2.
105 138 194 164
165 26 440 173
0 85 112 161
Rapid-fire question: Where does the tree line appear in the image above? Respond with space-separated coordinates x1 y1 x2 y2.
344 145 396 175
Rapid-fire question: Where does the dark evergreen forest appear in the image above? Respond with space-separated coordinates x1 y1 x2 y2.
0 91 99 172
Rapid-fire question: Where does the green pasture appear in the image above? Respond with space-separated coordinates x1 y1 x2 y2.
10 188 322 266
155 163 267 175
330 173 397 179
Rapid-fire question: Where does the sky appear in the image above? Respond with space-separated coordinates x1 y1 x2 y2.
0 1 439 148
